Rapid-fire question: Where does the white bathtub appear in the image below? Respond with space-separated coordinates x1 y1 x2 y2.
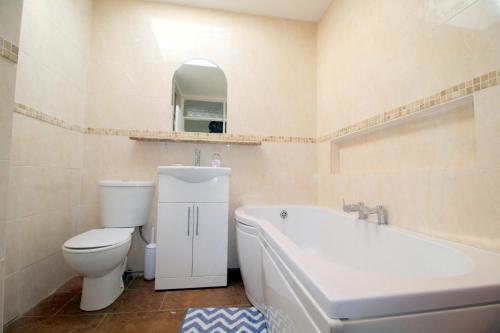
235 205 500 333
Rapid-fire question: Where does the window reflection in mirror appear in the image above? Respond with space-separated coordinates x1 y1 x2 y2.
172 59 227 133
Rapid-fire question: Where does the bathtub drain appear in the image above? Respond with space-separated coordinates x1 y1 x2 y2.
280 210 288 219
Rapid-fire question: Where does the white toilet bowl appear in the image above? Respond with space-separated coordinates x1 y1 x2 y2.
62 228 134 311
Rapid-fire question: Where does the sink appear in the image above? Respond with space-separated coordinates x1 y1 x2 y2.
157 166 231 183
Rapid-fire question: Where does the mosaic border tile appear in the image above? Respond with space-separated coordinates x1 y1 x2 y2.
13 68 500 146
0 36 19 64
318 69 500 143
13 104 315 145
14 103 84 132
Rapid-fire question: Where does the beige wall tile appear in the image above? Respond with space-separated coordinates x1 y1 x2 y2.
0 0 23 327
18 263 38 314
12 251 73 316
0 0 23 45
0 160 9 221
334 103 476 173
18 216 39 268
6 165 74 220
317 0 500 252
9 114 84 169
474 86 500 169
427 168 500 251
78 204 100 234
0 259 3 326
4 220 20 275
16 0 91 125
0 58 16 160
3 272 19 324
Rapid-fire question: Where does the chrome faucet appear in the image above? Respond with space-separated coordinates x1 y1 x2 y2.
194 148 201 166
343 199 387 225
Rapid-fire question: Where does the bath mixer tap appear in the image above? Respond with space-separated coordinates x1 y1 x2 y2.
194 148 201 166
343 199 387 225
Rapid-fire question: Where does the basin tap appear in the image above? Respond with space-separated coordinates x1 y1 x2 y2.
343 199 387 225
194 148 201 166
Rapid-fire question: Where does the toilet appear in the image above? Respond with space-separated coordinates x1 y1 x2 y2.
62 180 154 311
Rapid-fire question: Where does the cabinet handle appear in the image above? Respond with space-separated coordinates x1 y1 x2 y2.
196 206 199 236
187 206 191 236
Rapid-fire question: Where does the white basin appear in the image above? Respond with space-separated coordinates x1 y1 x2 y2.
157 166 231 183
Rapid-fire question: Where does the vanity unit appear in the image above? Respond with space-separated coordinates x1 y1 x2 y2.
155 166 231 290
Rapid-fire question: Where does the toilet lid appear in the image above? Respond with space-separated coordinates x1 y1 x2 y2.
64 228 134 249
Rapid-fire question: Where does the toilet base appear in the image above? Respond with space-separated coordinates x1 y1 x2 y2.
80 258 127 311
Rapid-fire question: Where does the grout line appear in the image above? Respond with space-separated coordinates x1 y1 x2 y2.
55 308 181 316
51 293 78 318
91 314 107 333
160 289 169 310
8 163 83 170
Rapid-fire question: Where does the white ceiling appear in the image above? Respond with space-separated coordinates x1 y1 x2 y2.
147 0 332 22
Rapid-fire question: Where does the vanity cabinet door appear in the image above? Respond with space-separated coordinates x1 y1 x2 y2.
156 203 194 278
192 203 228 277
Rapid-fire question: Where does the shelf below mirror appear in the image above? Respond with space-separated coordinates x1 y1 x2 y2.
130 134 262 145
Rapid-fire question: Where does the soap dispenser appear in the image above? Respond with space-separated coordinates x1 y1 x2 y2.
211 153 221 167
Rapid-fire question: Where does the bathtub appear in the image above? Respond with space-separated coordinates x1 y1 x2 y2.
235 205 500 333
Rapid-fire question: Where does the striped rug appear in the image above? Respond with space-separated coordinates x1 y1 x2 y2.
180 307 268 333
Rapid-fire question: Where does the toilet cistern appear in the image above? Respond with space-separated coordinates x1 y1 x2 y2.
343 199 387 225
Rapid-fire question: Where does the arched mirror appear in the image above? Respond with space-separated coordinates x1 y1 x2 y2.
172 59 227 133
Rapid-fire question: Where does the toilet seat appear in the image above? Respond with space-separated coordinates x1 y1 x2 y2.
64 228 134 250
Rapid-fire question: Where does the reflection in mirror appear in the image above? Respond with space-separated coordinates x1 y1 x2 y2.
172 59 227 133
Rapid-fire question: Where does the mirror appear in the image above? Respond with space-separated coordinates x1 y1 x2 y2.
172 59 227 133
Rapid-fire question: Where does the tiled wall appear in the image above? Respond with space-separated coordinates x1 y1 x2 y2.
0 0 24 328
83 0 319 269
317 0 500 252
87 0 317 137
3 0 93 324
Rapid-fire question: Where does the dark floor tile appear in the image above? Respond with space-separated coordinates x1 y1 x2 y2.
5 314 104 333
5 317 45 333
57 275 144 315
94 310 185 333
25 292 76 317
56 275 134 294
109 288 165 313
56 276 83 294
160 284 250 310
56 296 114 316
9 272 251 332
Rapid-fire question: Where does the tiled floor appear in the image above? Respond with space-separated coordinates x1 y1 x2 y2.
5 271 250 333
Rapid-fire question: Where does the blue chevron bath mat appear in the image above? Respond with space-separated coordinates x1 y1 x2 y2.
180 307 268 333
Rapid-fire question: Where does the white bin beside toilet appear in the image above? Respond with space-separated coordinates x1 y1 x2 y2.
62 181 154 311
